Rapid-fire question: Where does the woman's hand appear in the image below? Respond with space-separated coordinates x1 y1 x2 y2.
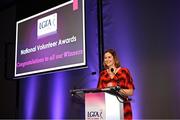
119 89 134 96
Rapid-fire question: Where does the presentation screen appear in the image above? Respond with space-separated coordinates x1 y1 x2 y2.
15 0 86 78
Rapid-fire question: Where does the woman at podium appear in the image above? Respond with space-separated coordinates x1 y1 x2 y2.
97 48 135 120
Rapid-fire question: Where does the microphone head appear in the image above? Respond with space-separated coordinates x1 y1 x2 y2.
111 68 114 73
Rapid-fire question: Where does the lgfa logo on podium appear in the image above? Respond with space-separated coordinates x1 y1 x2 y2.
86 110 103 120
37 13 57 38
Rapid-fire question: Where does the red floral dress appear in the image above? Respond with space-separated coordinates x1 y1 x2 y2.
98 67 135 120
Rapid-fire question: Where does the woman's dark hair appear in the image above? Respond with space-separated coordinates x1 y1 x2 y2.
103 49 121 68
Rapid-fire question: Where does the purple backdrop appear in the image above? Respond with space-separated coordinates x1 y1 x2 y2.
102 0 180 119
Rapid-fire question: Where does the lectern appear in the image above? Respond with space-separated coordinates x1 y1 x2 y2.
71 87 124 120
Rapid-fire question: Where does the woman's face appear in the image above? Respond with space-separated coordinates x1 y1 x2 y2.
104 52 115 68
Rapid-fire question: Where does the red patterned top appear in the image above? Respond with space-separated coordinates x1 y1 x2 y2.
98 67 135 120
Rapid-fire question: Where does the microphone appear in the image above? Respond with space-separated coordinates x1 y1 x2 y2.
110 68 121 91
110 68 114 74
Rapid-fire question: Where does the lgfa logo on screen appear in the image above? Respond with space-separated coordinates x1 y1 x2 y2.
37 13 57 38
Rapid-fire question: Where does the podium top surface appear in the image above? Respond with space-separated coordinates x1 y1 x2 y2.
70 86 129 101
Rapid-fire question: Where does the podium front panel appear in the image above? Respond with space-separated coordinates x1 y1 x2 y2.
85 92 105 120
85 92 123 120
